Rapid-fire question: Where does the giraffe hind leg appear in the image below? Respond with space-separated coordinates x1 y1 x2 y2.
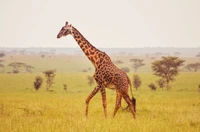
122 93 136 118
132 97 136 113
85 86 100 118
126 97 136 113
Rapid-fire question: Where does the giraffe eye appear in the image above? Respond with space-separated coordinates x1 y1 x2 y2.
63 26 68 30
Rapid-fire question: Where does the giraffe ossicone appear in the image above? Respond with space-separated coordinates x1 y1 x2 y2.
57 21 136 118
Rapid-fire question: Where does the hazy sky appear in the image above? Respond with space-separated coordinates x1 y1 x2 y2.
0 0 199 48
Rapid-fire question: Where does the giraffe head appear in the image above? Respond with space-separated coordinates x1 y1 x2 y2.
57 22 73 38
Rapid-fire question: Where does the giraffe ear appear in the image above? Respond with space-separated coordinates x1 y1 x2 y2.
68 24 73 30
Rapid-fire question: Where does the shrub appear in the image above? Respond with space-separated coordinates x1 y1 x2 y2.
0 53 5 57
82 69 88 72
133 74 141 90
63 84 67 92
41 54 45 58
148 83 157 91
198 84 200 92
34 76 43 90
87 76 94 86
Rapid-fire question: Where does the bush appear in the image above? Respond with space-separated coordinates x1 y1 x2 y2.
133 74 141 90
157 79 165 90
34 76 43 90
87 76 94 86
0 53 5 57
63 84 67 92
198 84 200 92
82 69 88 72
148 83 157 91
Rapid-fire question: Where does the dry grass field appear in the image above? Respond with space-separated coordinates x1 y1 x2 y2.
0 50 200 132
0 72 200 132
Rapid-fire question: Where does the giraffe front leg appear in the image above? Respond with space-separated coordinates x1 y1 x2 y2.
100 88 107 118
113 91 122 117
85 86 100 118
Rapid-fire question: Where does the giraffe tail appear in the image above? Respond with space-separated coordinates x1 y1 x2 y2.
127 75 136 113
127 76 133 98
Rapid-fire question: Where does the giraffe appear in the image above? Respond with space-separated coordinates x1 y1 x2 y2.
57 22 136 118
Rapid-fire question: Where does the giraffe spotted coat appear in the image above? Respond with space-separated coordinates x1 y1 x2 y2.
57 22 136 118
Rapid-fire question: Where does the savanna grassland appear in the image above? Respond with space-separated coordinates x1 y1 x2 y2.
0 48 200 132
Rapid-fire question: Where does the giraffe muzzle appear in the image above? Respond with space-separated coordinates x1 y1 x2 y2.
57 34 61 38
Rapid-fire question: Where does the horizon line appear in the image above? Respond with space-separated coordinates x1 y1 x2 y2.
1 46 200 49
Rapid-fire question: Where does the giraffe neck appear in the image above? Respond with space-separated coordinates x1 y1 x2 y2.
71 26 112 69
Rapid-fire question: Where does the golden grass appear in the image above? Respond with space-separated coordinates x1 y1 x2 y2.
0 73 200 132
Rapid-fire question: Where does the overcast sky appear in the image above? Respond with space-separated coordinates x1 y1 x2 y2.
0 0 199 48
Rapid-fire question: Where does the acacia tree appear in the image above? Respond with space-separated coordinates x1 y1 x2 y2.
184 62 200 72
7 62 26 73
130 58 145 72
152 56 184 90
24 65 34 73
7 62 34 73
43 70 56 91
